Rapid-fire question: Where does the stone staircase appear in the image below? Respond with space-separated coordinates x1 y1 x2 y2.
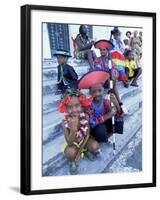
42 58 142 176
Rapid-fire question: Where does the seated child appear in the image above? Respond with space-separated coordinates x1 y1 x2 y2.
53 49 78 93
58 89 100 175
125 50 142 87
94 39 122 102
78 70 124 143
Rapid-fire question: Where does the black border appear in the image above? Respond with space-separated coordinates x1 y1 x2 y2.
20 4 156 195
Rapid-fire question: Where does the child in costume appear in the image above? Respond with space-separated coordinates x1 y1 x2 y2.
58 89 100 175
78 70 124 143
125 50 142 87
54 49 78 93
94 39 123 102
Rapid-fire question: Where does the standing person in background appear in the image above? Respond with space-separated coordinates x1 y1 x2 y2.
123 31 132 55
125 31 132 45
130 30 142 65
138 31 143 60
75 25 96 70
109 27 124 53
54 49 78 94
123 38 131 57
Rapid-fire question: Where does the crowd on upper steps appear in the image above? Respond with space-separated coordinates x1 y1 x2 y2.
55 25 142 95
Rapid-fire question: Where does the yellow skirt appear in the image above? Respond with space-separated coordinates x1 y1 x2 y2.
63 141 87 159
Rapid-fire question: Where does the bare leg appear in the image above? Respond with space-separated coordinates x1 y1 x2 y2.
64 145 79 174
85 137 100 153
122 67 129 88
84 49 96 70
64 145 78 161
131 68 142 87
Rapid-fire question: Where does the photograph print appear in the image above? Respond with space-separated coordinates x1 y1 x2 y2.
42 23 143 176
21 5 156 194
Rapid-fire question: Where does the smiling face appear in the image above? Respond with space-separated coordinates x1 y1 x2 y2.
100 48 108 57
66 96 82 117
90 83 104 103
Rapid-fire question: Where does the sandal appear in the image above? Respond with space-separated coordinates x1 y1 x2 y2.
131 82 138 87
70 161 78 175
84 151 97 161
123 80 129 88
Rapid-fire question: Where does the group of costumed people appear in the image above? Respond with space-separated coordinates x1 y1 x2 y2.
58 70 124 174
53 25 142 174
56 25 142 92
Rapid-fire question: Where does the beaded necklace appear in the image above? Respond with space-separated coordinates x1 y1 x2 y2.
63 112 89 144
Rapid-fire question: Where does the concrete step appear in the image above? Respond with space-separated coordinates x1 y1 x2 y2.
43 107 142 176
43 78 142 115
43 58 89 68
43 113 64 143
43 66 89 96
43 60 89 79
43 65 89 79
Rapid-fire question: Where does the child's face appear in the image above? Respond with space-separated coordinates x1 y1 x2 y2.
128 52 135 60
90 83 104 103
100 48 108 57
56 55 67 65
66 96 82 117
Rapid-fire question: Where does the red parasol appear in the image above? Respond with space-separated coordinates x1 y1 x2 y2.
94 40 113 49
78 70 110 89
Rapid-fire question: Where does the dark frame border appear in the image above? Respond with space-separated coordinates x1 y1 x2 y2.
20 4 156 195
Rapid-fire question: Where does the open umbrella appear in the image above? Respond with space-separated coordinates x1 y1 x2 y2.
111 50 127 81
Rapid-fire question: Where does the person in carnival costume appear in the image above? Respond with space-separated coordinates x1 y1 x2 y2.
125 50 142 87
58 89 100 175
54 49 78 93
94 39 122 102
78 70 124 143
